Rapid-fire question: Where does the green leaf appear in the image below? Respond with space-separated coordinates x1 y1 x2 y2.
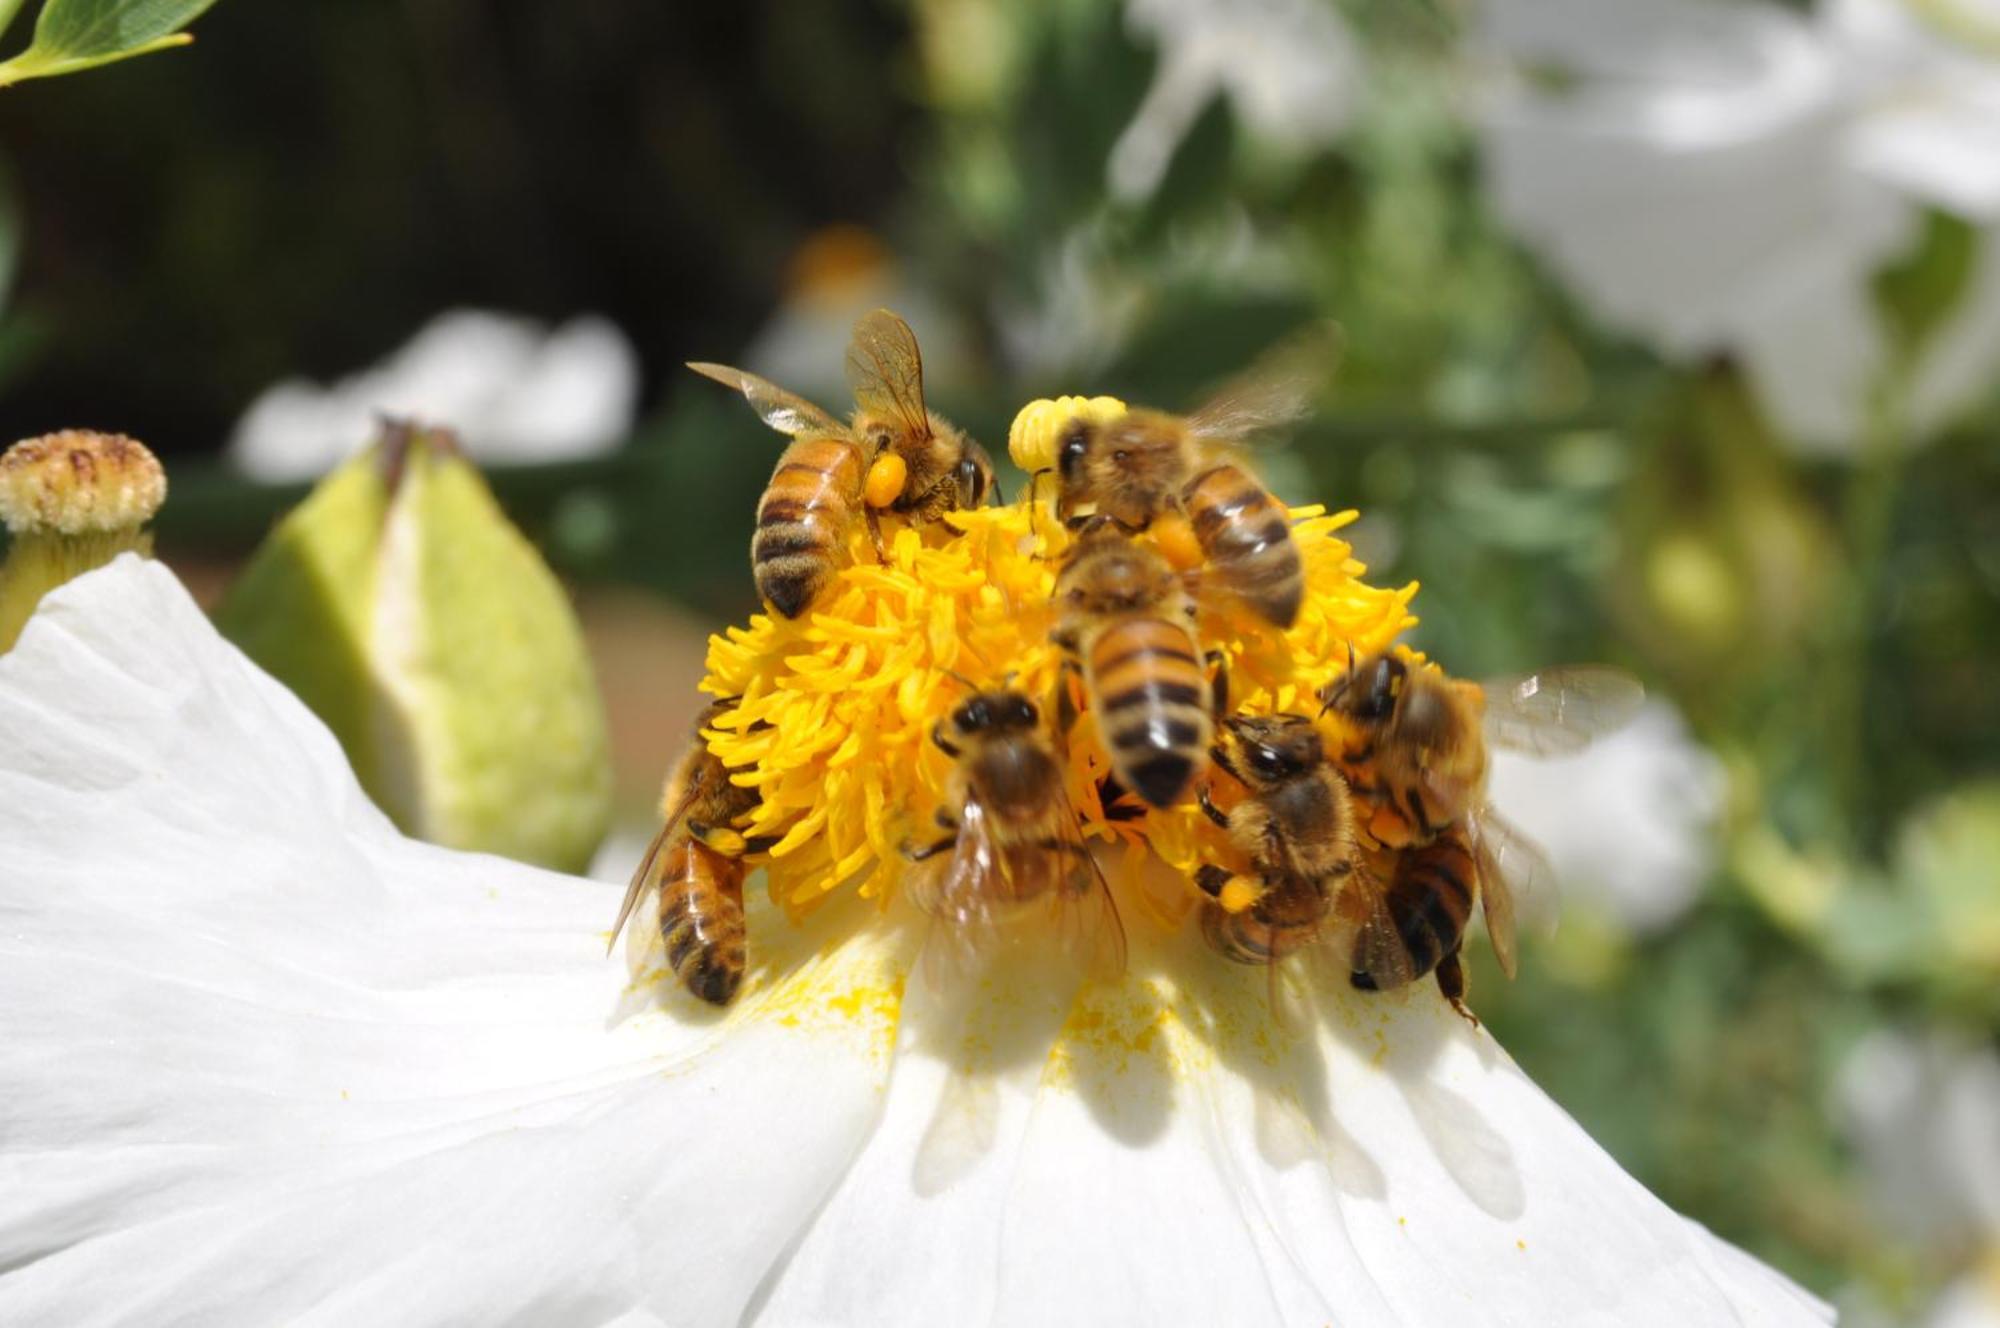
0 0 218 87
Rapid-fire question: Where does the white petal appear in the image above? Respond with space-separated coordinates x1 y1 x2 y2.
1476 0 1913 449
761 901 1830 1325
0 561 1830 1325
0 558 906 1325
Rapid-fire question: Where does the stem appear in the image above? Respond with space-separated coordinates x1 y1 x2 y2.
0 529 150 651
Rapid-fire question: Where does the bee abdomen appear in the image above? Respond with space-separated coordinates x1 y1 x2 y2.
1087 618 1211 808
1184 465 1303 628
1199 877 1327 966
658 839 749 1006
754 440 861 618
1381 834 1476 981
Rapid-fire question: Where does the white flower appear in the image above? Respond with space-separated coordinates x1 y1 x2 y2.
229 310 641 482
0 558 1833 1325
1476 0 2000 453
1835 1027 2000 1256
1109 0 1360 203
1487 701 1724 936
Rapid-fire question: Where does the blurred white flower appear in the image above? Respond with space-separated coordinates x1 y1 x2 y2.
1478 0 2000 453
1836 1027 2000 1255
1110 0 1360 202
1931 1266 2000 1328
737 225 973 400
1488 700 1724 935
0 558 1832 1325
229 310 641 482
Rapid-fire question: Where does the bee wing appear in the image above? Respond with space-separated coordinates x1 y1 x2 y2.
608 820 675 955
1341 870 1420 992
1468 807 1559 980
1183 323 1341 443
1478 666 1645 757
687 361 847 439
912 798 1006 991
845 308 932 441
1055 810 1127 982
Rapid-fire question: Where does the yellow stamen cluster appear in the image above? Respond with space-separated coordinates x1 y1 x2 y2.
702 398 1418 924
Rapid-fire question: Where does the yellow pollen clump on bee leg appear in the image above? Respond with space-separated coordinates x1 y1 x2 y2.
864 453 907 509
1217 876 1263 915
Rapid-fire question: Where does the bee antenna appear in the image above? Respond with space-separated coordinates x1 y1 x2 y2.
940 667 983 692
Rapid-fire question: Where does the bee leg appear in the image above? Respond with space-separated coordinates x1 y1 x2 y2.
1435 951 1479 1027
1194 864 1232 898
905 833 957 862
1198 785 1231 829
865 507 888 564
930 722 962 758
1051 664 1079 758
740 834 780 855
686 820 749 857
1205 650 1230 720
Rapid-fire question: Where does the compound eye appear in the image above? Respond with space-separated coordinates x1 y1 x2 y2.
1009 697 1038 726
1249 747 1282 779
1357 659 1400 721
1058 427 1089 476
957 698 989 730
955 457 985 504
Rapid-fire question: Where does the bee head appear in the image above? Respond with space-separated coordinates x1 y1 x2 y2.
1223 714 1324 786
1322 654 1404 728
951 689 1039 736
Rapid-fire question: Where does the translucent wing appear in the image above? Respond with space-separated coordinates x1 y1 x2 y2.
1479 666 1645 758
1184 323 1342 442
1340 871 1419 992
687 361 846 439
1468 806 1559 979
912 798 1005 991
1053 816 1128 983
608 820 673 955
844 308 932 441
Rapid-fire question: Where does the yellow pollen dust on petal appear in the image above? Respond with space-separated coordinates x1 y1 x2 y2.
700 397 1420 926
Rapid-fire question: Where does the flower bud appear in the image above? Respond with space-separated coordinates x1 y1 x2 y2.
216 420 612 873
0 430 167 651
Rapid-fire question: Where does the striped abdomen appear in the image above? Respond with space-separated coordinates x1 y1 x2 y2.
1085 616 1211 808
1199 875 1330 966
658 837 749 1005
1183 464 1302 628
1351 830 1475 990
753 437 863 618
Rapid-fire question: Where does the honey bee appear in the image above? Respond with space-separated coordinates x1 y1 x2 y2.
1051 335 1331 628
1193 713 1358 966
905 687 1125 982
689 309 995 618
844 308 998 522
610 698 768 1005
1051 521 1218 810
1317 653 1644 845
1318 653 1644 1017
1338 827 1490 1022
